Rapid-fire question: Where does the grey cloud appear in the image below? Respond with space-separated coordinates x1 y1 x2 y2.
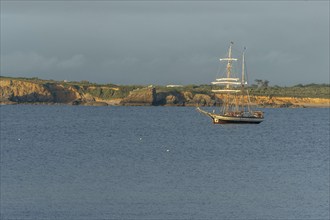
2 52 85 73
57 54 85 69
1 1 329 85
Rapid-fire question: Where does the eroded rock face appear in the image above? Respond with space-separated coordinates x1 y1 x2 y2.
0 79 84 104
155 91 185 106
1 78 329 107
247 95 330 107
183 92 193 103
120 87 156 106
45 84 83 103
0 79 54 102
192 94 213 106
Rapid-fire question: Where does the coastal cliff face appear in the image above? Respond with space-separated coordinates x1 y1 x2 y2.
120 87 156 106
0 79 53 103
1 78 329 107
213 94 329 108
44 84 83 103
0 79 84 104
249 96 330 107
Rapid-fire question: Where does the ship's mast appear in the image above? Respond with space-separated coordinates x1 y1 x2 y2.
242 48 245 85
227 43 232 82
241 48 252 113
223 42 235 113
220 42 235 88
241 48 245 111
212 42 240 114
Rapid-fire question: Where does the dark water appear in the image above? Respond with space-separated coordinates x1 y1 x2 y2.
0 105 329 219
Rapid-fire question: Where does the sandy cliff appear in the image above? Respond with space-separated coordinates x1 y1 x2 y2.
0 79 85 104
0 79 53 103
1 78 329 107
249 95 330 107
120 87 156 106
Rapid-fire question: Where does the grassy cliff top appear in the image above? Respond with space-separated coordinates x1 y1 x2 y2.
1 76 329 99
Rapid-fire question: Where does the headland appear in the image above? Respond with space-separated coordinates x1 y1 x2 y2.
1 76 329 108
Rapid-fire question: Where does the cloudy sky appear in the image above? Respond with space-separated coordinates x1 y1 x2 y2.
1 1 329 86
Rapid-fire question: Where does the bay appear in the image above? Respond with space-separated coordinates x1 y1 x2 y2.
0 106 329 219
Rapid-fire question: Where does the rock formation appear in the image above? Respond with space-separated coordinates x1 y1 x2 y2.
0 79 54 103
1 78 329 107
120 87 156 106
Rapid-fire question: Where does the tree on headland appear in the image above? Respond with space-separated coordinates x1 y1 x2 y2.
255 79 269 88
255 79 262 86
263 80 269 88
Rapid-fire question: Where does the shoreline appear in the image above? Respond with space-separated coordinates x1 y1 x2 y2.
1 77 329 108
1 101 329 108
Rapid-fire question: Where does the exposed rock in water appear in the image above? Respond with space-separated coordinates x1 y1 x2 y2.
82 101 108 106
0 97 17 105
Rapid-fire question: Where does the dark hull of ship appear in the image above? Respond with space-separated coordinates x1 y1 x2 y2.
211 116 263 124
196 108 263 124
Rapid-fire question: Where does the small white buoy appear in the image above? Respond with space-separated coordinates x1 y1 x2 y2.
166 149 170 152
139 137 142 140
17 138 21 141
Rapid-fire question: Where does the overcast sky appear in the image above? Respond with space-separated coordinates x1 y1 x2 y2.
1 1 329 86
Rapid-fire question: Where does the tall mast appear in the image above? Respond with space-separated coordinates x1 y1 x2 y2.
227 42 232 79
222 42 236 113
242 47 245 85
242 47 252 113
212 42 239 114
241 48 246 111
219 43 237 85
218 42 238 78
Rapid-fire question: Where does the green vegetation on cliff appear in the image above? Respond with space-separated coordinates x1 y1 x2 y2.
154 84 329 99
2 76 328 99
1 76 329 107
249 84 330 99
85 85 143 99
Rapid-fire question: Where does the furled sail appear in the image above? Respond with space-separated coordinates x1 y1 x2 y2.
211 81 242 85
215 78 240 81
211 89 241 93
219 58 237 61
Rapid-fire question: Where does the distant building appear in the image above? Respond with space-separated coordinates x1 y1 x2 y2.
166 85 183 88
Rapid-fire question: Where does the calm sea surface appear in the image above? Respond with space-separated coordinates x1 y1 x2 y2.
0 106 329 219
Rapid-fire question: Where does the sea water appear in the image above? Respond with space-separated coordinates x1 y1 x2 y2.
0 105 329 219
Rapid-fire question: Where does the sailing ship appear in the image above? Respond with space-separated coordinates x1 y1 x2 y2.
197 42 264 124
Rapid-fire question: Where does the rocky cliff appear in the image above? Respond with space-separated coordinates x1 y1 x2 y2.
0 79 53 103
249 95 330 107
120 87 156 106
0 79 85 104
1 78 329 107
